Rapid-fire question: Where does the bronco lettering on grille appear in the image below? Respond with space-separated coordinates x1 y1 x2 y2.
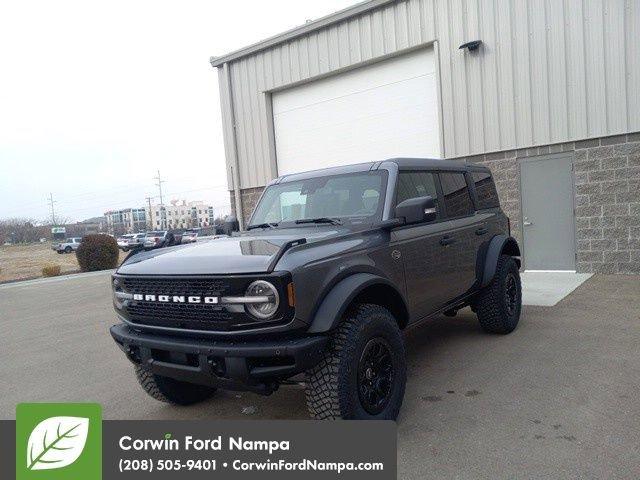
132 293 219 304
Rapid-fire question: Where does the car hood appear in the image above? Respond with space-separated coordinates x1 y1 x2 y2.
116 227 346 275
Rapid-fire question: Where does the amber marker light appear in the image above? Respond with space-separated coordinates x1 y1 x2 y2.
287 282 296 307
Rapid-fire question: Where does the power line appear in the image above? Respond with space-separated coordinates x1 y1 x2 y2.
154 170 166 206
154 170 166 229
47 193 57 226
145 196 153 230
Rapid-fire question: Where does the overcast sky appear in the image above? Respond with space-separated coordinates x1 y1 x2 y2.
0 0 359 222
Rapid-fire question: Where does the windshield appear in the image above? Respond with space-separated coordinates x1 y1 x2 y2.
250 171 386 227
146 231 165 237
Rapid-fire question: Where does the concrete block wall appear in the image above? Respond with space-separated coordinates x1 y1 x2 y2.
459 133 640 274
229 186 264 227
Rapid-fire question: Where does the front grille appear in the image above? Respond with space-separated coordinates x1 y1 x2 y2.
122 277 232 296
117 274 291 332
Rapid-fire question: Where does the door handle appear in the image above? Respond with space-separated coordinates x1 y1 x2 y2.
440 236 456 246
523 221 533 226
475 227 488 236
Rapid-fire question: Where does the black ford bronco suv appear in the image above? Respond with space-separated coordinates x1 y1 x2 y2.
110 159 522 420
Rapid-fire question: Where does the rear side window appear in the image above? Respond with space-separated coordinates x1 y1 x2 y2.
471 171 500 209
396 171 439 208
439 172 474 217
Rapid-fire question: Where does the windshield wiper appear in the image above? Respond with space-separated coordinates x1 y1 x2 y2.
246 222 279 230
295 217 343 225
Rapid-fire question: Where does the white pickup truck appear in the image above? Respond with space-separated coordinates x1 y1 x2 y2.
52 237 82 253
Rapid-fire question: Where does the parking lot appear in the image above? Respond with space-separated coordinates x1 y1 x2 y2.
1 272 639 478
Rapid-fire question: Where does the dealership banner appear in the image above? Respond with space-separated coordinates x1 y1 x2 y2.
1 405 396 479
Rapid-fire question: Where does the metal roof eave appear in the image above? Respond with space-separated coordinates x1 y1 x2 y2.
209 0 396 68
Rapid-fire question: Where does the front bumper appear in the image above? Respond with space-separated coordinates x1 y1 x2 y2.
110 323 329 394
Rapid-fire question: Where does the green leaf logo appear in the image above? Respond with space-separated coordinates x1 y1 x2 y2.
26 416 89 470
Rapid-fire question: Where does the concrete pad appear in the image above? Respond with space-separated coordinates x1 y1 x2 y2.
521 271 593 306
2 274 640 478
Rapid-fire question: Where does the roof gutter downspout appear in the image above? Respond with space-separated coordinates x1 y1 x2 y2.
220 61 244 229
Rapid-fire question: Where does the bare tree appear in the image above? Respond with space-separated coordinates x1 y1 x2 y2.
0 218 49 244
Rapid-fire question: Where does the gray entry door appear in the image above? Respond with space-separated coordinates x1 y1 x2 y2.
520 153 576 270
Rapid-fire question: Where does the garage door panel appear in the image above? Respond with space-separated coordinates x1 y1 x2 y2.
273 49 436 115
275 74 434 131
272 48 441 175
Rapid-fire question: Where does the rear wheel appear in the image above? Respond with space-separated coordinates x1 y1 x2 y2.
305 304 406 420
475 254 522 334
135 365 216 405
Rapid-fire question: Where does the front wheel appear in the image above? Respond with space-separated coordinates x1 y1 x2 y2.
64 246 72 253
305 304 406 420
135 365 217 405
474 254 522 334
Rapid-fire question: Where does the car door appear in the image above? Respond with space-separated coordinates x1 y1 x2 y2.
391 170 452 321
437 171 482 299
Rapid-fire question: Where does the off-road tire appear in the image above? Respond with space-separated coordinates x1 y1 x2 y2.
134 365 216 405
64 246 72 253
475 254 522 334
305 304 406 420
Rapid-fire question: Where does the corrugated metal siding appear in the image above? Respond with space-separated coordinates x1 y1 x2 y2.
218 0 640 189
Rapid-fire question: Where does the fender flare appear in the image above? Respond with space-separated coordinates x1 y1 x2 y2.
480 235 521 288
308 273 408 333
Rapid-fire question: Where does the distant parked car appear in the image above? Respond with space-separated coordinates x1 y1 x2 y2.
182 230 198 243
117 233 146 251
143 231 174 249
52 237 82 254
117 234 134 251
129 233 146 248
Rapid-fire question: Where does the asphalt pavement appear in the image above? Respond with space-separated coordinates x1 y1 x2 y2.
1 272 639 479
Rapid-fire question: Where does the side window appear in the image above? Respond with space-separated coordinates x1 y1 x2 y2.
396 171 439 212
439 172 474 217
471 171 500 209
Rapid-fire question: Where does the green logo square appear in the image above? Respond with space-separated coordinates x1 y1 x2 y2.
16 403 102 480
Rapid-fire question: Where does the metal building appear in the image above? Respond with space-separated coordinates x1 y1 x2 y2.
211 0 640 274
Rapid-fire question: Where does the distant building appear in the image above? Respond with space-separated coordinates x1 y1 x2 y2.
74 216 107 236
104 208 147 235
148 201 219 230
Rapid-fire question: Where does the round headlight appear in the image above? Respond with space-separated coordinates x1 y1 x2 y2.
245 280 279 319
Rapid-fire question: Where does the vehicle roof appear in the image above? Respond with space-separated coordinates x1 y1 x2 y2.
272 158 488 184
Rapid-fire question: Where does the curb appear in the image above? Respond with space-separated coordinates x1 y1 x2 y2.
0 269 115 289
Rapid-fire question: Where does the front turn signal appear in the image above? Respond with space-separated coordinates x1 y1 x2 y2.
287 282 296 307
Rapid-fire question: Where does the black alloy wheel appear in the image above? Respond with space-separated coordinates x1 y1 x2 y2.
358 338 395 415
505 273 518 316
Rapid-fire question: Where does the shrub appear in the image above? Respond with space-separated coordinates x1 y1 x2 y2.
76 234 119 272
42 264 62 277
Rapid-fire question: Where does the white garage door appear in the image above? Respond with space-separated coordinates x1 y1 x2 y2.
272 47 441 176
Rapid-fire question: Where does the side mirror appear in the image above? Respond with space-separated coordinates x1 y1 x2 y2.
395 195 437 225
223 215 240 235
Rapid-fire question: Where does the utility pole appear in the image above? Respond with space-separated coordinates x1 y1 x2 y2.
153 170 166 229
145 196 153 230
47 193 57 226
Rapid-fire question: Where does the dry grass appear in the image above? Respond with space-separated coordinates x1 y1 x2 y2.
0 243 127 283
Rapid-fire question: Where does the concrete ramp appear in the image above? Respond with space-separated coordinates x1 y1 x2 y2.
521 271 593 306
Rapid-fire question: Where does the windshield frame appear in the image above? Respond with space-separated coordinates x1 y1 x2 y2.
248 169 389 229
